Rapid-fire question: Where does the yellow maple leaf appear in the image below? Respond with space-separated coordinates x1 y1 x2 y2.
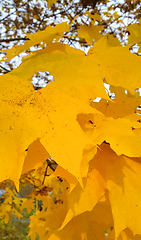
47 193 114 240
60 167 105 229
2 22 69 62
8 33 141 105
0 75 35 188
20 197 35 214
77 24 103 44
53 165 78 193
118 228 141 240
9 42 109 105
29 194 68 239
0 72 101 187
89 36 141 93
80 116 141 157
22 139 50 174
127 19 141 47
93 95 141 119
28 214 46 240
91 143 141 238
80 144 97 179
106 33 121 47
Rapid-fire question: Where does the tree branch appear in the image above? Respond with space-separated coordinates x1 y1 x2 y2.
0 64 11 73
0 37 30 43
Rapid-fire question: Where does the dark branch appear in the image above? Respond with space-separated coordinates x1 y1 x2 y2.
0 37 30 43
0 64 11 73
0 10 16 22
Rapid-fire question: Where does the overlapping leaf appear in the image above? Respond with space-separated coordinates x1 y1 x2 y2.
2 22 69 62
79 116 141 157
90 143 141 237
0 73 101 187
93 94 141 119
7 33 141 105
9 42 109 105
77 24 103 44
42 194 114 240
22 139 50 174
59 167 105 229
127 19 141 48
89 36 141 92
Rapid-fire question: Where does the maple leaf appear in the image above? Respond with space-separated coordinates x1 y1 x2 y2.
77 19 121 46
22 139 50 174
9 41 109 105
90 143 141 238
127 19 141 49
7 34 141 105
77 24 103 44
28 194 68 240
59 167 105 229
89 36 141 93
53 165 78 192
0 72 101 187
45 193 114 240
118 228 141 240
0 74 35 187
20 197 35 214
93 94 141 119
78 116 141 157
2 22 69 62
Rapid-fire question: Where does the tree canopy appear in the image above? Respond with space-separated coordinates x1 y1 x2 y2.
1 0 141 239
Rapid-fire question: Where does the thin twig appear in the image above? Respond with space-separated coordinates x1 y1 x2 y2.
0 10 16 22
63 35 87 44
0 64 11 73
38 10 47 30
0 37 30 43
42 161 48 185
